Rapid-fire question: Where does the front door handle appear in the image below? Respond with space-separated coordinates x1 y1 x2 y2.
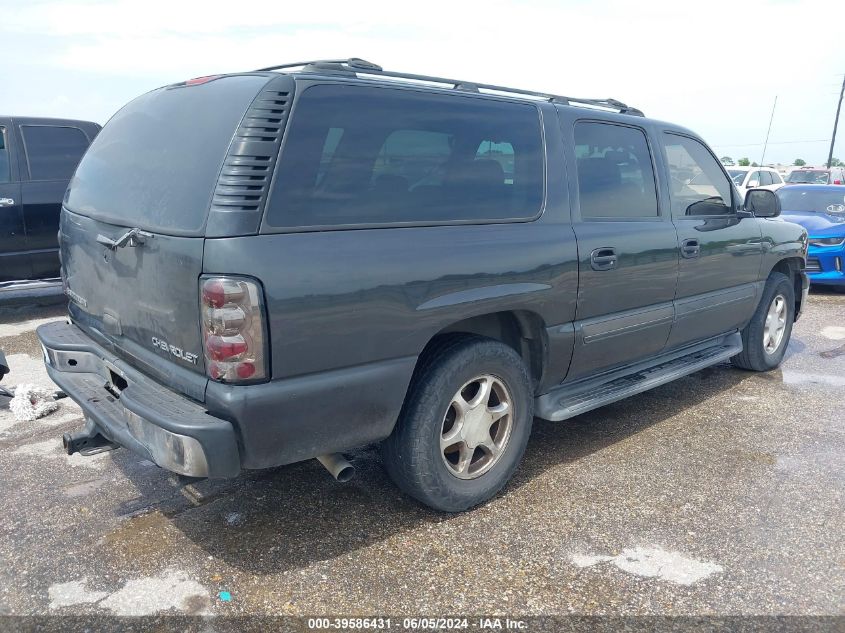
681 238 700 258
590 247 618 271
0 197 15 207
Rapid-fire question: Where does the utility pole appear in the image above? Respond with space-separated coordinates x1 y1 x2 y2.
827 75 845 168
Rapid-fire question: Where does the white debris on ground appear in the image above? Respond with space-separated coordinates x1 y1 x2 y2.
9 383 60 421
571 546 724 585
0 353 81 435
48 571 212 616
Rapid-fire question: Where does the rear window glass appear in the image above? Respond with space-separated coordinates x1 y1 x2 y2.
21 125 89 180
65 75 270 234
265 85 544 228
574 122 658 219
786 170 830 184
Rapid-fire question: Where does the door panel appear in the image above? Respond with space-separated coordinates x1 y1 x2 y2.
569 221 679 380
561 118 679 382
0 182 30 281
20 180 65 278
660 133 764 350
667 216 763 348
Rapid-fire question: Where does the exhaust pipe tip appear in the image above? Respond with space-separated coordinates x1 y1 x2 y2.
317 453 355 483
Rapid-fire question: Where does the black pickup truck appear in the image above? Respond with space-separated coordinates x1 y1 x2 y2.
0 116 100 289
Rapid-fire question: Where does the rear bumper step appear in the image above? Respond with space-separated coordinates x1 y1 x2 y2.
536 332 743 421
37 320 240 478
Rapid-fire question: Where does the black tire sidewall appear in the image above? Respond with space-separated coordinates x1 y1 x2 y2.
746 274 795 370
398 339 532 511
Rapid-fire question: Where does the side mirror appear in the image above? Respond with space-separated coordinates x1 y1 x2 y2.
747 180 760 188
745 188 781 218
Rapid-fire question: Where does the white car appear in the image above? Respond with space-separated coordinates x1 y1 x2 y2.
726 167 784 198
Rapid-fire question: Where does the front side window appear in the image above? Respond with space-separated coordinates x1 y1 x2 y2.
663 133 733 216
266 85 544 228
759 171 773 186
574 121 658 219
21 125 89 180
0 127 10 183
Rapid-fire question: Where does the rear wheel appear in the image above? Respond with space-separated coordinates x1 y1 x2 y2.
731 272 795 371
382 336 533 512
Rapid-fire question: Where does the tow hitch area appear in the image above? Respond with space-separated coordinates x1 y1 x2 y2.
63 420 120 456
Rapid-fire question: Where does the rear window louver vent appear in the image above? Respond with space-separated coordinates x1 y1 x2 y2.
210 89 291 215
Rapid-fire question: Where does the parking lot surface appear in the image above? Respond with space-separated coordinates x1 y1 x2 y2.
0 292 843 619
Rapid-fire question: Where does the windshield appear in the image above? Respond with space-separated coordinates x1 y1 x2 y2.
727 170 746 186
66 74 270 235
777 188 845 213
785 170 830 184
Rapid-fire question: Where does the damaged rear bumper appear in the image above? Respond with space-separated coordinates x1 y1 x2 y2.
36 320 240 478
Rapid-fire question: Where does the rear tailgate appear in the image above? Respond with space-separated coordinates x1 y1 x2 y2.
61 210 208 398
60 73 283 400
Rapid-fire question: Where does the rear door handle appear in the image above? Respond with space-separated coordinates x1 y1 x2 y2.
0 197 15 207
590 247 618 271
681 238 700 258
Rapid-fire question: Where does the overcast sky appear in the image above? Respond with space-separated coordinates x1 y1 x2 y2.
2 0 843 165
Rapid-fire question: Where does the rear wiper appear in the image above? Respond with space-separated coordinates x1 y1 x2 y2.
96 228 153 250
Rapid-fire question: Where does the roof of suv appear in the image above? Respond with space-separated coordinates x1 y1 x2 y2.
251 57 648 117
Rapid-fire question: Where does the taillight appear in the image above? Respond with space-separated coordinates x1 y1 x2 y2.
200 276 267 383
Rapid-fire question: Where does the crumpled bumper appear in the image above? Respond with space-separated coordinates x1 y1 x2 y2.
36 320 240 478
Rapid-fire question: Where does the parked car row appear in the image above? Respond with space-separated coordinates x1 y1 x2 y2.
777 185 845 289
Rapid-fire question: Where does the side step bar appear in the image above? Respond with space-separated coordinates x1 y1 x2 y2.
535 333 743 422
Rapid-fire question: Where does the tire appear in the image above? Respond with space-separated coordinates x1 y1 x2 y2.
382 335 533 512
731 272 795 371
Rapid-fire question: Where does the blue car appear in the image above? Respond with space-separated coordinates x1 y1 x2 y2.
777 185 845 288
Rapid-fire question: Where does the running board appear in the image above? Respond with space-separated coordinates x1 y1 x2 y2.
535 333 743 422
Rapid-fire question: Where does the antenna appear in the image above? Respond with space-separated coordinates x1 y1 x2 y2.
760 95 777 167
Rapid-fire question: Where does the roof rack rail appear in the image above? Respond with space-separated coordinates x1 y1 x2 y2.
254 58 644 116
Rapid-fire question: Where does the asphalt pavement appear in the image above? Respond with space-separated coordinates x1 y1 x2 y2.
0 292 842 621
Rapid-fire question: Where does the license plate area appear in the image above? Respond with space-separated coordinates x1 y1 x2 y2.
103 360 128 397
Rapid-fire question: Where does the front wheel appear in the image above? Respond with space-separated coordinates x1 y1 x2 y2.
731 272 795 371
382 336 533 512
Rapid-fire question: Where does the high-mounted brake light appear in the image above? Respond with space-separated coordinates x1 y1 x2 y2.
185 75 221 86
201 276 267 383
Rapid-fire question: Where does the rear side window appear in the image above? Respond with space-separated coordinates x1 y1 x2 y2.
574 121 658 219
663 133 733 216
0 127 10 183
265 85 544 228
66 75 271 234
21 125 89 180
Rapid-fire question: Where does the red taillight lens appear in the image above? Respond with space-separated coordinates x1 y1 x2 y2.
201 279 245 308
200 277 267 383
205 335 248 361
835 179 842 185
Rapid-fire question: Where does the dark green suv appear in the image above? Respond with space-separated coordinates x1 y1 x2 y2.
38 59 808 512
